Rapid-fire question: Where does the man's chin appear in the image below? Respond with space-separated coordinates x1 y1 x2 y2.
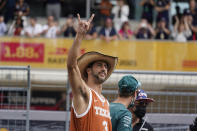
93 73 106 84
97 76 106 83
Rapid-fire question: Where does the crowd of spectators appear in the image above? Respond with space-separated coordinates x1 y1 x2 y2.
0 0 197 42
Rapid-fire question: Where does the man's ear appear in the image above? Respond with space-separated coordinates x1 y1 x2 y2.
86 67 91 74
134 91 137 100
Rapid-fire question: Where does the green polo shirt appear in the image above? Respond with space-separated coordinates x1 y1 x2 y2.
110 103 132 131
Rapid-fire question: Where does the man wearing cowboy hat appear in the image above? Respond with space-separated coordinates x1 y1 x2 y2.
110 75 140 131
129 89 154 131
67 13 118 131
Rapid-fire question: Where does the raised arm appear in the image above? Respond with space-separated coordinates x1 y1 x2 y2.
174 16 179 32
67 14 94 114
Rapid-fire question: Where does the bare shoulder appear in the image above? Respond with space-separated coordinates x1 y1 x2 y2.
72 82 92 116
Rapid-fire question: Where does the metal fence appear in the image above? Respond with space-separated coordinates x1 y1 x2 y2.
103 70 197 113
64 70 197 130
0 68 197 131
102 70 197 131
0 66 31 131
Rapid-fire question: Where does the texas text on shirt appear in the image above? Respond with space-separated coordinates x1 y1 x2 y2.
70 88 112 131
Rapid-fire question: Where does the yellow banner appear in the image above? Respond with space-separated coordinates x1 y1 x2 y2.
0 37 197 71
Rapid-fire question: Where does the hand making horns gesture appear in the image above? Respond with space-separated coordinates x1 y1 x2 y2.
77 13 95 36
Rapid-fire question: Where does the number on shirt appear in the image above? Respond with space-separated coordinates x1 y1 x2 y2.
102 120 108 131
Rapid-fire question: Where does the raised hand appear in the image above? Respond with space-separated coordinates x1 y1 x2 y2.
77 14 95 36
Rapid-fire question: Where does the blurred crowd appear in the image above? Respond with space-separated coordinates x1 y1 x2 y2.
0 0 197 42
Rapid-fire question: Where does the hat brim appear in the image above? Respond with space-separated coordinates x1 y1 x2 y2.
77 51 118 81
136 98 155 103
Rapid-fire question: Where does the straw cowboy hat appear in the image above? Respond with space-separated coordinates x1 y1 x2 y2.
77 51 118 81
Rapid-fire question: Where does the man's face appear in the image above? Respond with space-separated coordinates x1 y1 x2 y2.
190 0 196 10
105 18 112 28
117 0 124 6
90 61 108 84
0 16 3 23
135 100 148 107
48 16 54 25
30 18 36 26
132 100 148 119
19 0 24 4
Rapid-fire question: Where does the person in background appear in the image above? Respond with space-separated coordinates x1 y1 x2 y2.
118 21 133 40
110 75 140 131
129 89 154 131
140 0 155 25
8 16 23 36
135 19 155 39
99 17 117 42
55 92 66 111
155 0 170 26
4 0 16 23
172 5 182 26
182 9 194 41
42 15 60 38
0 15 7 36
188 0 197 25
98 0 113 26
61 14 77 38
155 17 170 40
125 0 135 19
45 0 63 22
24 17 43 37
172 16 192 42
14 0 30 28
85 22 98 40
187 0 197 40
188 117 197 131
111 0 129 31
0 0 7 16
14 0 30 17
